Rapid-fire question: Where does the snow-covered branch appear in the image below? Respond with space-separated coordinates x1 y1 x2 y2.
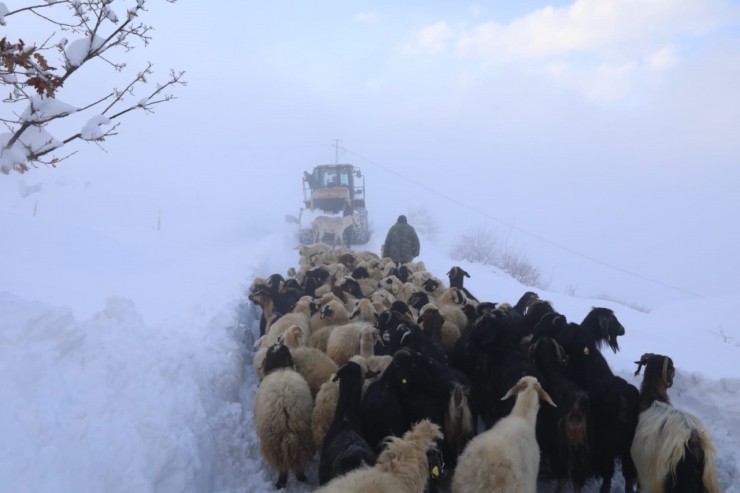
1 0 184 174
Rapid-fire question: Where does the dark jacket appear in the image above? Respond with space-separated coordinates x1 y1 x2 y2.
383 217 420 264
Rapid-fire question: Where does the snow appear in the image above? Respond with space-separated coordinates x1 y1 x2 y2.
20 95 78 123
104 5 118 23
0 126 63 173
66 34 106 68
0 176 738 492
80 115 112 141
0 2 8 26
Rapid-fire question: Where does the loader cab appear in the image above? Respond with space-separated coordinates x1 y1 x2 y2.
304 164 365 213
313 166 352 189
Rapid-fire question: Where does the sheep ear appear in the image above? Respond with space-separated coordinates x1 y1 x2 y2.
416 316 423 324
463 270 470 278
500 380 528 400
537 386 557 407
253 336 265 350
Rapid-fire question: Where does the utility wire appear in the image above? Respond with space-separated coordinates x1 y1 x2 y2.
343 147 705 299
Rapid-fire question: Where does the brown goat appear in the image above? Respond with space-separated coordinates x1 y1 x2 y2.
631 353 719 493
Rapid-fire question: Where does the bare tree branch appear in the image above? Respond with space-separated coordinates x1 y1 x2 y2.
1 0 184 174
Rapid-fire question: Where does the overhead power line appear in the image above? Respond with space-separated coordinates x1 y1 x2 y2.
343 147 705 299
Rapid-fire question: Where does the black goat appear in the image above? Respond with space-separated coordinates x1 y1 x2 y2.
319 361 376 485
391 348 475 478
556 321 639 493
529 337 592 493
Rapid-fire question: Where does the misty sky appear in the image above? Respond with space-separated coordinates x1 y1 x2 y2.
2 0 740 310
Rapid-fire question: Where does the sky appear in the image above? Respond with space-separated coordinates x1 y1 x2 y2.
2 0 740 312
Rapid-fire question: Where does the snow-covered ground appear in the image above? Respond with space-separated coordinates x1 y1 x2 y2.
1 174 739 493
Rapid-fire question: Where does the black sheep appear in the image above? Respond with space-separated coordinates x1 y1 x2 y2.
407 291 431 313
446 266 479 303
319 361 376 485
360 355 409 454
386 322 447 365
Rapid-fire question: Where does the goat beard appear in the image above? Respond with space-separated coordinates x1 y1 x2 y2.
563 412 588 447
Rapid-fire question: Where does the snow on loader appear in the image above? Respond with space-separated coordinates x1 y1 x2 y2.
285 164 371 246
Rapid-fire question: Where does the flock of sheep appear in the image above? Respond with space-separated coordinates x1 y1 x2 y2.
247 242 719 493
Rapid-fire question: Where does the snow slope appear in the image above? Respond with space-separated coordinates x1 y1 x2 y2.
1 176 738 492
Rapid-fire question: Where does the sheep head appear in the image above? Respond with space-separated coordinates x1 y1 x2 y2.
350 299 377 322
475 301 498 317
263 344 295 376
422 278 441 294
501 376 556 408
407 292 430 311
277 325 304 349
404 419 444 447
515 291 540 312
331 360 363 383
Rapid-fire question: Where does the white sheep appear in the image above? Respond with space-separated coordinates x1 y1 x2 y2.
370 289 396 312
253 344 315 489
359 324 392 378
310 299 349 333
261 297 313 347
436 287 468 331
452 376 556 493
275 326 339 397
315 419 444 493
312 213 359 246
297 242 334 259
326 323 378 366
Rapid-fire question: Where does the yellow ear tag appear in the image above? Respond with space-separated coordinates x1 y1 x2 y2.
431 466 439 478
583 347 590 355
320 313 325 319
331 373 338 382
402 379 407 384
293 365 297 371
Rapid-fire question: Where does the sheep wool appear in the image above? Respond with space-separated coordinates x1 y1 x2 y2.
315 419 443 493
253 364 315 488
452 376 555 493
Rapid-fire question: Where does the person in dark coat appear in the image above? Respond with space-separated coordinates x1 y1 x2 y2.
382 215 420 266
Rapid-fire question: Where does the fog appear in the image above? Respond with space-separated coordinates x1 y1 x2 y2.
3 0 739 311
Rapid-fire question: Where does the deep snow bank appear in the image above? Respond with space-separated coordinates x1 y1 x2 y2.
0 291 250 493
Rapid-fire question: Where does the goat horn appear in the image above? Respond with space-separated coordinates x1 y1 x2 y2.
662 357 671 388
552 339 566 365
634 352 657 376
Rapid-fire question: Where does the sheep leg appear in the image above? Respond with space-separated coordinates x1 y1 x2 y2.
295 471 307 482
599 478 612 493
275 472 288 489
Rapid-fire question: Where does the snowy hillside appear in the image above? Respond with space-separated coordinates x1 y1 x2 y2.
1 203 738 492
